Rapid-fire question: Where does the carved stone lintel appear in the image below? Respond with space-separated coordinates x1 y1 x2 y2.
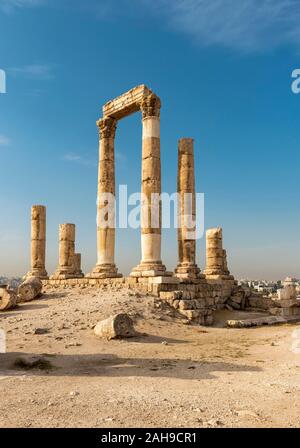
97 117 117 139
140 93 161 119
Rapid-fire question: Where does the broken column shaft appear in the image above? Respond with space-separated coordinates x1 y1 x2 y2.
51 224 83 279
204 227 225 278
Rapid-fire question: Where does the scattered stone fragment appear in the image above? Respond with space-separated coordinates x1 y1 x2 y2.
70 391 79 397
0 285 18 311
34 328 49 335
18 277 43 302
94 313 136 340
227 316 287 328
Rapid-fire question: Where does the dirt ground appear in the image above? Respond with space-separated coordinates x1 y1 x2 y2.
0 287 299 428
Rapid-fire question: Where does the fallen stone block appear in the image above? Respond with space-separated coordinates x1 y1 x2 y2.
0 285 18 311
18 276 43 302
94 314 136 340
227 316 287 328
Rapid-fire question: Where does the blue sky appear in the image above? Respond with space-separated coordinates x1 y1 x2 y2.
0 0 300 279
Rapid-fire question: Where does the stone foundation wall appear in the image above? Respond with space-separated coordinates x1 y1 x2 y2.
42 276 237 326
227 286 300 320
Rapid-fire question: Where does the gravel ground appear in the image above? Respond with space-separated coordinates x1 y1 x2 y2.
0 287 300 428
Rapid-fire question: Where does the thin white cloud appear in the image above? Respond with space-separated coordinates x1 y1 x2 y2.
9 64 53 80
0 0 46 13
142 0 300 52
0 134 10 146
2 0 300 52
63 152 97 167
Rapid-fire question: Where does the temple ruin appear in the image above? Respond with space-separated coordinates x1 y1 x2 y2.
25 85 241 325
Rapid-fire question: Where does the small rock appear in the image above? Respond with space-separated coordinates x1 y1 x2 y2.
94 314 136 340
70 391 79 397
34 328 49 335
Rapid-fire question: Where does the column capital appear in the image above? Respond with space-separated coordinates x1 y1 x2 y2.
140 93 161 119
97 117 117 139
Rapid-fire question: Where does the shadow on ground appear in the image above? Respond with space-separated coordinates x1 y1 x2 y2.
0 352 262 380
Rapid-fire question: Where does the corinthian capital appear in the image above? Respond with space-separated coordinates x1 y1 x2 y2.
140 93 161 119
97 117 117 139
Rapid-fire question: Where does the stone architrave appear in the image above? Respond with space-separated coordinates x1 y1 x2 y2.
87 85 171 279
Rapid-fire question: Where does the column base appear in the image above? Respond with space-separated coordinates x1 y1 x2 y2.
204 268 225 276
86 263 122 279
204 270 234 281
175 263 205 281
25 269 48 280
130 261 173 278
50 268 84 280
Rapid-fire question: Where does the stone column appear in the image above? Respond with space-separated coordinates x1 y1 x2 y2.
204 227 225 278
52 224 76 279
130 93 170 278
223 250 229 276
88 117 121 278
222 249 234 280
26 205 48 279
175 139 202 281
73 253 84 278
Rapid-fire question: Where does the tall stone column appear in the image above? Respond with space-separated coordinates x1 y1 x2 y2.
204 227 225 278
26 205 48 279
52 224 77 279
175 139 202 281
130 93 169 278
88 117 121 278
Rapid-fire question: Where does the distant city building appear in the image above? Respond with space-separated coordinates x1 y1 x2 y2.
0 276 22 289
282 277 299 287
238 276 300 296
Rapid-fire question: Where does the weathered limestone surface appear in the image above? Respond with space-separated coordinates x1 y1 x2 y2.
26 205 48 279
103 85 153 120
204 228 227 278
0 285 18 311
51 224 83 279
227 316 287 328
88 117 121 279
73 253 84 278
130 92 170 278
18 277 43 302
175 138 202 281
94 314 136 340
89 86 173 279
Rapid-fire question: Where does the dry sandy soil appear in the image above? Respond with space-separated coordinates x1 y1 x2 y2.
0 287 299 428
